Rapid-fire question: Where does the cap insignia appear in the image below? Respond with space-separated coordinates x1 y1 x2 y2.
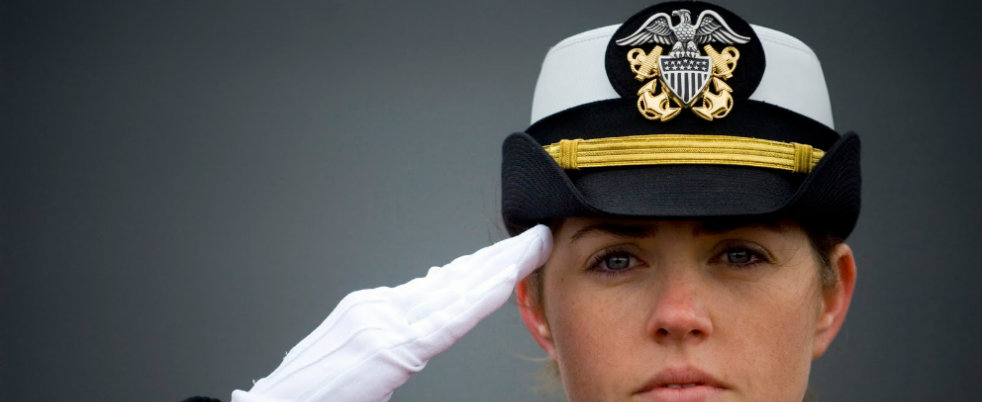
612 7 753 122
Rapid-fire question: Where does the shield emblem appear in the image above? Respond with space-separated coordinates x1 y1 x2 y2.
659 55 712 106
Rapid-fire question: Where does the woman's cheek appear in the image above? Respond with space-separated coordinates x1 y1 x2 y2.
548 274 641 336
728 282 818 400
547 280 643 400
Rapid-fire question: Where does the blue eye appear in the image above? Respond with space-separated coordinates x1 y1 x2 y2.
726 248 753 264
588 250 640 275
603 253 632 270
719 246 769 267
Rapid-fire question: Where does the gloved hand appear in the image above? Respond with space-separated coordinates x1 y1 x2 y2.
230 224 552 402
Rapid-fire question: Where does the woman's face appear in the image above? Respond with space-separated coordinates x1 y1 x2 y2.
517 217 854 402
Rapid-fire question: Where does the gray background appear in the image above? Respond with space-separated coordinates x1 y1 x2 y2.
1 0 979 401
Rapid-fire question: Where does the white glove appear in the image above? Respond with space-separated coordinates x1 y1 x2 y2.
231 224 552 402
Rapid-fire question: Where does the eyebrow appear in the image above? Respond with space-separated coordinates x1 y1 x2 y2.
569 222 658 243
693 218 789 235
568 219 789 244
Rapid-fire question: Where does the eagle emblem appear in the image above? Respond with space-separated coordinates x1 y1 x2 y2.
615 8 751 121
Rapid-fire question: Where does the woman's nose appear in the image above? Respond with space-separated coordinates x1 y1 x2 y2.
645 275 714 343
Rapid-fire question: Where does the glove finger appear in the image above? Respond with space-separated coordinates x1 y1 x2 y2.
261 295 416 386
458 224 552 289
406 263 520 361
402 225 552 357
391 224 551 308
402 224 552 323
277 286 403 366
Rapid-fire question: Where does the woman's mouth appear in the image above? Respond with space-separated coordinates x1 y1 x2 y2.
634 367 728 402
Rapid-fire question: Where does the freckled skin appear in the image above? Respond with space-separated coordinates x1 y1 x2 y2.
517 218 855 402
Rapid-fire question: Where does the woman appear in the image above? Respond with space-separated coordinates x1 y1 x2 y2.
229 2 859 401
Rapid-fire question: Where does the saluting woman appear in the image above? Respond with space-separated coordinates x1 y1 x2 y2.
227 2 860 401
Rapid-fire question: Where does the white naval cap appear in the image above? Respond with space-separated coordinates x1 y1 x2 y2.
502 2 861 241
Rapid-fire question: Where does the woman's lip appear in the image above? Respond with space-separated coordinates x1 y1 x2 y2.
634 367 728 402
634 384 726 402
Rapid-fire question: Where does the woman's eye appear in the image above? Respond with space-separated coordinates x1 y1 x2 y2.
726 248 753 264
589 250 639 273
603 253 632 270
719 246 767 267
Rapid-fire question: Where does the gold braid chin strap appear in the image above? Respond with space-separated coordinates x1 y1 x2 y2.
543 134 824 174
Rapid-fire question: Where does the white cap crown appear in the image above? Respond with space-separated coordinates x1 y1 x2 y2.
530 24 834 128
